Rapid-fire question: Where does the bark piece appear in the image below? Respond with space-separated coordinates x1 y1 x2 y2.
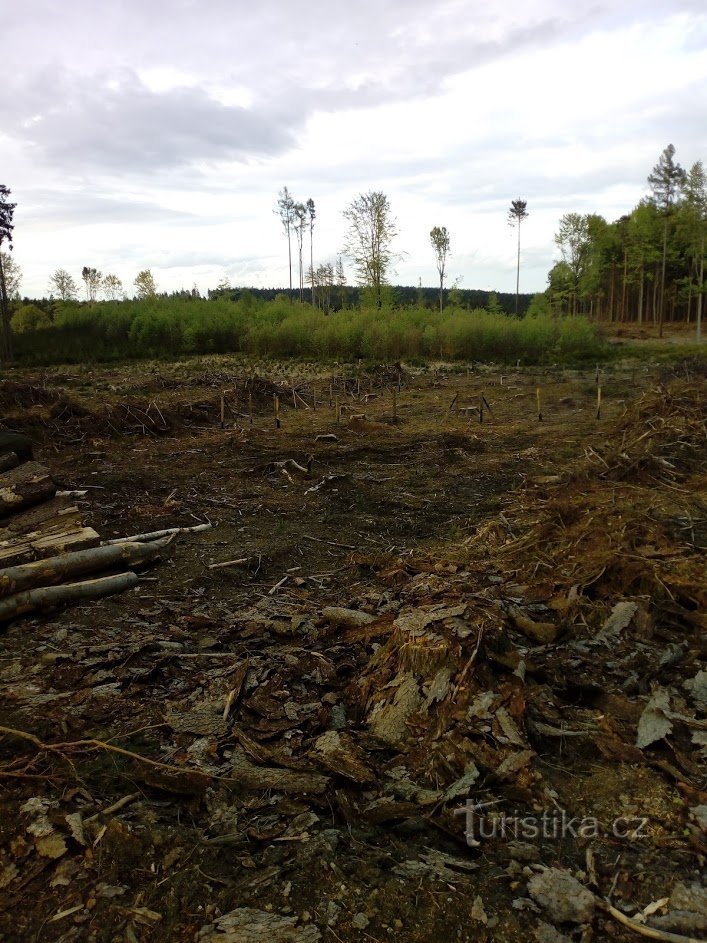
508 604 558 644
368 673 422 745
311 731 375 784
228 748 328 794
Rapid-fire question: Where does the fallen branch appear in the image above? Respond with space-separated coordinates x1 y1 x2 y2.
0 724 328 794
104 523 211 544
0 537 171 598
597 899 704 943
0 571 139 623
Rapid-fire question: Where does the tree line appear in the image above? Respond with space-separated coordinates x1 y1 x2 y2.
546 144 705 340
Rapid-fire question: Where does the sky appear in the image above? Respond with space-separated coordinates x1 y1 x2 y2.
3 0 706 300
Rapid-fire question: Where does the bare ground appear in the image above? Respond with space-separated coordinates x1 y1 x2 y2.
0 356 705 943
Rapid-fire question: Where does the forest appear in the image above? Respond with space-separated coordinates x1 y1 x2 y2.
0 144 704 366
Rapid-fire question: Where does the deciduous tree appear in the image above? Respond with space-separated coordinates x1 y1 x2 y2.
554 213 591 314
508 199 529 316
81 266 102 302
134 269 157 299
429 226 450 314
101 273 124 301
342 191 398 309
276 187 295 301
49 268 78 301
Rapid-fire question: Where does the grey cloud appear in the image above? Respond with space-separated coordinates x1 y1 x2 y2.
5 68 293 174
21 189 197 225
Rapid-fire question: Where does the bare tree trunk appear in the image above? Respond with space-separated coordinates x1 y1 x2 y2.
697 233 704 344
0 252 14 362
637 265 644 325
515 222 521 317
659 217 668 337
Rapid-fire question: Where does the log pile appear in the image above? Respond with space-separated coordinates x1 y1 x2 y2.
0 451 171 624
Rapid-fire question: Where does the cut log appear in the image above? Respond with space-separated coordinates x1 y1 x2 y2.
0 537 171 598
0 462 56 518
0 571 139 623
1 497 78 534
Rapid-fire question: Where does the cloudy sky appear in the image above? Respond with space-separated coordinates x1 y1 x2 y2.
3 0 706 299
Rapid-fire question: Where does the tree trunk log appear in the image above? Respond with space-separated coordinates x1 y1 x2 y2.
0 571 139 623
0 536 171 598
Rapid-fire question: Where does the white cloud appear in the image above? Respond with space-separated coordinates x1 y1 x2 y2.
3 0 706 298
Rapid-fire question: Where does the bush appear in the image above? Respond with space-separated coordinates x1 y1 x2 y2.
10 295 606 366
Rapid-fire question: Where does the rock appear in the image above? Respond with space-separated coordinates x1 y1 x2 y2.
321 607 374 629
351 913 369 930
527 869 595 924
196 907 321 942
669 882 707 917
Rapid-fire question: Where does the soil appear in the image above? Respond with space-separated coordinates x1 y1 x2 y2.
0 355 705 943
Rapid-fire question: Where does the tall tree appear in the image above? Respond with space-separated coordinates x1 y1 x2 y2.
101 273 124 301
429 226 450 314
0 185 17 361
276 187 295 301
0 253 21 299
306 198 316 305
336 256 347 310
648 143 686 337
342 191 398 309
293 202 306 303
683 160 706 343
49 268 78 301
508 199 529 316
81 266 102 301
134 269 157 299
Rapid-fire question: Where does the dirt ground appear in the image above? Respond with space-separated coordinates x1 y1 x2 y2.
0 355 705 943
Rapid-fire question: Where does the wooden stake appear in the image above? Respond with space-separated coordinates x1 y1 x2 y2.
335 396 340 424
596 385 602 420
479 395 484 424
595 364 600 387
291 379 297 409
536 387 543 422
274 394 281 429
220 393 225 429
248 393 253 425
